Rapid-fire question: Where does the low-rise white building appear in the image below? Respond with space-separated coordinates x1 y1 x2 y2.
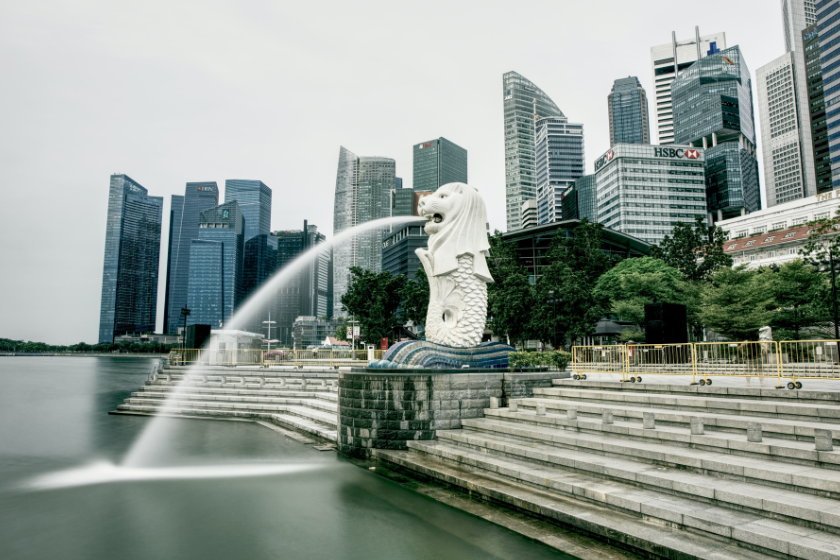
718 190 840 268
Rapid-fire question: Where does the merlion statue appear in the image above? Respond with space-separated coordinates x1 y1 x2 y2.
416 183 493 348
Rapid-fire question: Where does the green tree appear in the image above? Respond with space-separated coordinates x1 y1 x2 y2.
340 267 406 344
763 260 830 340
487 231 534 346
699 267 775 340
334 322 348 341
650 216 733 282
399 265 430 329
800 208 840 338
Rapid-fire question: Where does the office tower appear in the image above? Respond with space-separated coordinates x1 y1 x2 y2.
779 0 819 198
803 24 832 193
534 116 585 224
332 146 395 317
241 234 279 304
395 177 403 190
608 77 651 145
757 53 807 206
817 2 840 188
382 224 429 281
186 201 244 329
502 71 564 231
672 45 761 221
521 200 538 229
561 175 598 222
592 145 707 245
650 28 727 144
412 137 468 192
391 188 416 217
98 174 164 343
224 180 271 242
163 182 219 334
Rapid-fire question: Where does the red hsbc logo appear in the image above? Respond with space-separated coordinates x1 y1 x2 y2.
606 150 614 161
685 149 700 159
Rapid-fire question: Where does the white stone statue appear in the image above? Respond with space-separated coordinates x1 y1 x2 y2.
416 183 493 348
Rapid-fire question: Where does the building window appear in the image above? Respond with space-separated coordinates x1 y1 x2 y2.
745 240 756 246
728 244 738 250
750 255 756 261
790 248 797 255
764 236 776 243
783 232 796 239
771 221 786 230
753 226 766 234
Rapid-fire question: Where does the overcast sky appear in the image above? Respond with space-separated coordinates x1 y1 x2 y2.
0 0 782 345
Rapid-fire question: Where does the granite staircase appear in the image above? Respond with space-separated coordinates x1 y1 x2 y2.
375 379 840 560
112 367 338 442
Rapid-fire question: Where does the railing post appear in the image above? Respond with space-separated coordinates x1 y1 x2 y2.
691 343 697 384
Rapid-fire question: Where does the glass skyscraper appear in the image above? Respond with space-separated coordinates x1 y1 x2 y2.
503 71 564 231
534 116 585 224
187 201 244 329
608 77 650 145
412 137 467 192
163 182 219 334
562 175 598 222
672 45 761 221
98 174 163 343
803 23 832 193
816 1 840 187
332 146 395 317
224 179 271 242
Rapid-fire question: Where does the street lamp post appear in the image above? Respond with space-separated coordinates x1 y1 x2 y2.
180 307 191 362
262 312 278 361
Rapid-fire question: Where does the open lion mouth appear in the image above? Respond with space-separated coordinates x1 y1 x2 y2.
431 213 443 224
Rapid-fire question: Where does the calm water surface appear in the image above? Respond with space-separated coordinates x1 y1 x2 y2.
0 357 571 560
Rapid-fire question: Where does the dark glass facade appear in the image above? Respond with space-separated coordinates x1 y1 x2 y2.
224 179 271 242
163 182 219 334
562 175 598 222
608 77 651 145
817 1 840 186
382 224 429 282
412 137 467 192
98 174 163 343
534 117 585 224
671 45 760 219
503 71 564 231
804 23 832 193
187 201 244 329
391 188 416 217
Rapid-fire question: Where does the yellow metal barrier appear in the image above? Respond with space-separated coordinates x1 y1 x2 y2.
693 341 781 386
625 343 695 382
778 340 840 386
571 345 627 379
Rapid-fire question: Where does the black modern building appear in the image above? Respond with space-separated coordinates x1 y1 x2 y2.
412 137 467 192
561 175 598 222
803 23 832 194
224 179 271 242
382 224 429 282
608 76 650 145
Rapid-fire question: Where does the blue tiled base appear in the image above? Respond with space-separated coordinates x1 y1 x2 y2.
369 341 516 369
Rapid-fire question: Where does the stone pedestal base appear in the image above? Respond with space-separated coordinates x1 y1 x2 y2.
370 340 515 369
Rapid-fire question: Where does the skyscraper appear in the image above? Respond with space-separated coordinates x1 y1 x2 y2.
672 45 761 221
561 175 598 222
412 137 467 192
502 71 564 231
608 77 651 145
757 53 807 206
187 201 244 329
803 24 832 193
163 182 219 334
780 0 819 198
332 146 395 317
816 2 840 188
650 28 727 145
98 174 163 343
534 116 585 224
224 179 271 242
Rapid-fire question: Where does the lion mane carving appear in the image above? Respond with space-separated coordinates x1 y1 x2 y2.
415 182 493 348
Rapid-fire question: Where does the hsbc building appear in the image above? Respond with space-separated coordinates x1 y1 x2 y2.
591 143 708 245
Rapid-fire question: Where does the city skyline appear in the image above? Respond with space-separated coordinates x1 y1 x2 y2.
0 1 786 344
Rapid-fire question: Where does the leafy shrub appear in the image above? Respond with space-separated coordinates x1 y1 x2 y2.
508 350 570 370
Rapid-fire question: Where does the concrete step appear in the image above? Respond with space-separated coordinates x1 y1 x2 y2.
280 405 338 429
508 397 840 447
131 391 311 406
147 380 336 392
469 414 840 498
441 423 840 532
400 439 840 560
554 379 840 405
533 387 840 425
115 403 271 421
375 448 778 560
121 398 337 425
269 414 337 442
315 392 338 403
138 385 330 398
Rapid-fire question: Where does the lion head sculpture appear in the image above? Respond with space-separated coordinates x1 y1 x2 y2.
417 182 493 283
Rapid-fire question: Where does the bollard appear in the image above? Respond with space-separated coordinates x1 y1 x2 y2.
567 407 577 420
815 429 835 452
747 423 763 443
643 412 656 429
602 410 614 425
509 401 518 412
690 417 704 435
536 403 546 416
489 397 499 409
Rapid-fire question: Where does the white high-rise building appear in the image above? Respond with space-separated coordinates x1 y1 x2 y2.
757 53 806 206
650 28 726 145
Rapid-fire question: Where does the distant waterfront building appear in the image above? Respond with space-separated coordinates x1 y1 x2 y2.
608 77 650 145
817 2 840 187
757 53 807 206
163 182 219 335
292 316 344 349
391 188 415 217
534 116 585 225
521 200 538 229
241 234 279 306
224 180 271 242
672 45 760 221
186 201 244 329
592 144 707 245
561 175 598 222
332 146 395 317
382 224 429 281
650 28 727 144
803 24 832 194
413 137 467 192
98 174 164 343
503 71 564 231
